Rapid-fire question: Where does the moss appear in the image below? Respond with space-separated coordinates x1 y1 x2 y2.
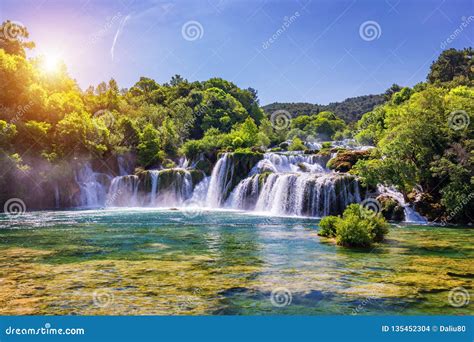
215 152 263 202
194 158 213 175
158 169 186 191
327 150 371 172
407 192 444 222
189 169 205 185
258 172 272 187
377 195 405 221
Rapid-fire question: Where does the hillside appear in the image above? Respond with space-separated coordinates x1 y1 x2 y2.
262 94 386 123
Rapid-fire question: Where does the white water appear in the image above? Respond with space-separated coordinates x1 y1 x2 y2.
74 143 425 221
75 162 109 208
225 153 360 217
205 153 233 207
377 185 427 224
106 168 194 207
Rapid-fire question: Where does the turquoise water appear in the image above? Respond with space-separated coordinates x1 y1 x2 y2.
0 209 472 315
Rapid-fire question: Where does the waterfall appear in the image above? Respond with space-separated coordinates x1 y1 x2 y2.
149 170 160 205
377 185 427 224
71 145 428 222
205 153 234 207
107 175 140 206
75 162 109 207
251 153 328 174
106 169 194 207
225 174 260 210
225 152 361 217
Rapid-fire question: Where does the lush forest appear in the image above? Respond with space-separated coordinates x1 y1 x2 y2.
263 93 386 123
0 21 472 224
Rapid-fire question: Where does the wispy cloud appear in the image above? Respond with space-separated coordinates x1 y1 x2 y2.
110 14 131 61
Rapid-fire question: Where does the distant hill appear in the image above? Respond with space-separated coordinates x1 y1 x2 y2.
262 94 386 123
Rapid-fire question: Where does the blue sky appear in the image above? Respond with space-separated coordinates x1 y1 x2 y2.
1 0 473 104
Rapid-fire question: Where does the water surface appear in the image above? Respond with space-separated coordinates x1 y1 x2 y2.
0 209 472 315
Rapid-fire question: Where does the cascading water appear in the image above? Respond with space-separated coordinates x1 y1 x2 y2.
226 153 360 217
73 143 426 222
205 153 234 207
108 175 140 206
377 185 427 224
106 169 194 207
75 162 109 207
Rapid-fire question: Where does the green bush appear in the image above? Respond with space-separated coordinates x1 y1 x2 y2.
335 217 372 248
288 137 307 151
318 204 389 248
318 216 340 237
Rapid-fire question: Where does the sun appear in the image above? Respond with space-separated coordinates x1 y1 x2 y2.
39 53 61 74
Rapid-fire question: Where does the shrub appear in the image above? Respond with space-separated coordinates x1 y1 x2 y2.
335 217 372 248
319 204 389 248
288 137 307 151
318 216 340 237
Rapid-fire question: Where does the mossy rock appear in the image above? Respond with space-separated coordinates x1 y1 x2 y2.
162 159 176 169
377 195 405 221
194 158 213 175
279 142 289 150
327 150 371 172
407 192 444 222
158 169 187 191
216 151 263 202
258 172 272 187
189 169 205 185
